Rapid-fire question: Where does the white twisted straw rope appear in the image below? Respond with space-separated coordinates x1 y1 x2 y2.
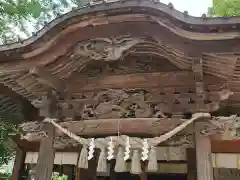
44 113 210 149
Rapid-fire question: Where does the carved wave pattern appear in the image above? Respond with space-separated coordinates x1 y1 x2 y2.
45 36 192 80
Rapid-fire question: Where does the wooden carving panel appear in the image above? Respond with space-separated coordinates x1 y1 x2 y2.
72 35 142 61
45 35 186 80
32 85 232 120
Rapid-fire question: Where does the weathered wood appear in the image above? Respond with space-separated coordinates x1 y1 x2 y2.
187 148 197 180
58 114 212 138
23 71 225 95
195 122 214 180
0 14 239 74
29 67 66 92
211 140 240 153
35 124 55 180
31 92 60 118
59 118 186 137
68 72 226 93
55 86 229 119
11 148 26 180
70 71 195 91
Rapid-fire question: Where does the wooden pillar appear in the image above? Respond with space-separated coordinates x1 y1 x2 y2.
187 148 197 180
35 123 55 180
195 122 213 180
11 148 26 180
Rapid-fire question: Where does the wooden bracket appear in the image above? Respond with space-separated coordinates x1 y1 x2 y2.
31 91 61 118
29 67 66 94
29 67 72 118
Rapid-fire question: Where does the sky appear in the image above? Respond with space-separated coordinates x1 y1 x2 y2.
161 0 212 17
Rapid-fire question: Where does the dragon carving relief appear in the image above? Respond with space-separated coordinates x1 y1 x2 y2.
72 35 143 61
78 88 229 120
67 35 181 78
80 89 155 120
31 86 233 120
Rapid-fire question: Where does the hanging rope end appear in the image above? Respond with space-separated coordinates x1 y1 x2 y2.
43 117 57 123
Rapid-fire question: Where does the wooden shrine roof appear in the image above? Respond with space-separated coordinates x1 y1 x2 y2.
2 0 240 124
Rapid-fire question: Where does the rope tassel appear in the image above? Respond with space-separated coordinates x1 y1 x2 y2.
131 150 142 175
78 145 88 169
147 147 158 172
97 148 107 173
114 146 127 172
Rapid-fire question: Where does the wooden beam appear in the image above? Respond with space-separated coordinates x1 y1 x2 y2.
69 71 196 92
58 116 237 138
29 67 65 92
35 124 55 180
27 71 227 99
11 148 26 180
13 137 240 154
211 140 240 153
67 72 225 92
195 122 213 180
58 118 185 137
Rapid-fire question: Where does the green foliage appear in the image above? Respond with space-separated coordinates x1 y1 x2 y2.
0 0 44 43
0 122 18 167
0 172 11 180
0 0 87 44
208 0 240 16
52 172 68 180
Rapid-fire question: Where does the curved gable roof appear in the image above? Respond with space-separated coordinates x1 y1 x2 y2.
0 0 240 56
